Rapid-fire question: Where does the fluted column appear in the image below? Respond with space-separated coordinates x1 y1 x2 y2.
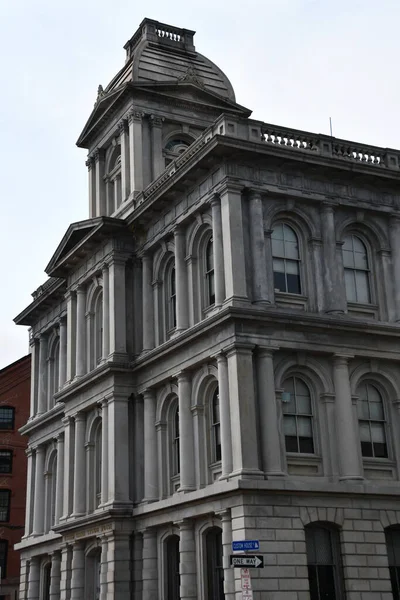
226 344 263 479
66 290 77 382
94 149 106 216
219 183 248 302
322 204 345 313
219 509 235 600
99 536 108 600
61 416 73 519
29 337 39 417
108 257 127 359
333 355 363 480
55 433 64 525
58 317 67 387
107 395 131 505
75 286 86 378
216 354 233 478
37 334 48 414
70 541 85 600
32 445 45 535
118 119 130 201
257 347 285 477
102 263 110 361
101 398 109 505
86 156 96 218
177 371 195 491
128 110 144 194
143 389 158 501
49 551 62 600
24 449 33 536
73 413 86 516
27 557 40 600
178 519 197 599
210 194 225 306
249 190 269 303
150 114 164 178
142 529 158 600
390 215 400 321
174 226 189 332
142 254 154 351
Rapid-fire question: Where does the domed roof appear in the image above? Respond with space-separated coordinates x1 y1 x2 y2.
105 18 236 102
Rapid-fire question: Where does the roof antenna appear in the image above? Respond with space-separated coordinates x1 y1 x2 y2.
329 117 333 137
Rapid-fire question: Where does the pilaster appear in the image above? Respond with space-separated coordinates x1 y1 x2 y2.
107 395 131 507
118 118 130 201
149 114 165 179
58 316 67 388
210 194 226 306
32 445 45 535
215 353 233 479
55 433 64 525
94 149 106 216
143 389 158 502
72 412 86 516
177 371 195 492
75 285 86 378
70 541 85 600
248 189 269 304
142 253 155 351
142 528 158 600
108 256 127 361
37 334 48 414
101 262 110 361
177 519 197 599
49 551 61 600
128 110 144 194
174 226 189 332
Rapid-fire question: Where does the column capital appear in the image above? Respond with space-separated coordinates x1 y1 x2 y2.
33 444 46 455
64 289 76 301
101 261 109 273
149 114 164 128
256 345 280 358
94 148 105 162
118 119 127 134
128 109 145 124
73 412 86 423
85 156 95 170
75 284 86 295
173 518 194 529
155 420 167 432
215 180 245 197
25 448 33 458
246 188 263 201
173 224 186 237
321 201 337 213
140 387 156 400
215 508 231 520
54 432 64 443
333 353 354 366
208 192 221 207
175 370 191 383
223 342 255 357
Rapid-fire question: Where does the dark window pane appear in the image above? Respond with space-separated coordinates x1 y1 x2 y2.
286 273 301 294
206 529 225 600
361 441 373 457
0 452 12 474
0 491 10 522
285 436 298 453
299 436 314 454
308 566 319 600
317 565 336 600
374 442 388 458
389 566 400 600
273 271 286 292
166 536 180 600
0 409 14 431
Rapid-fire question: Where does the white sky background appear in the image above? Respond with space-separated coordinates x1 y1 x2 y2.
0 0 399 369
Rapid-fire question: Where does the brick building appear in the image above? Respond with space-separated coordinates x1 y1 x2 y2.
0 356 30 600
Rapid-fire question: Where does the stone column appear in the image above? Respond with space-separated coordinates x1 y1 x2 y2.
86 156 96 218
108 257 127 360
174 226 189 332
333 355 363 480
59 545 71 600
134 395 144 503
150 114 164 179
216 353 233 479
142 529 158 600
61 416 73 519
27 556 40 600
75 286 86 378
100 398 109 506
37 334 48 414
178 519 197 599
219 183 248 302
210 194 226 306
66 290 77 382
102 263 110 361
143 389 158 501
107 395 131 506
55 433 64 525
248 190 269 304
70 541 85 600
390 215 400 321
118 119 130 201
321 204 345 314
49 551 61 600
24 449 33 536
177 372 195 491
257 347 285 477
29 337 39 417
156 420 168 499
142 254 154 351
32 445 45 535
94 149 106 216
107 532 131 598
100 536 108 600
58 317 67 388
73 412 86 516
128 110 144 194
218 509 235 600
226 344 263 479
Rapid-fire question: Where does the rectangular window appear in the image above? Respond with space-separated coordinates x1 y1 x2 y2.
0 491 10 522
0 409 14 431
0 452 12 474
0 540 7 579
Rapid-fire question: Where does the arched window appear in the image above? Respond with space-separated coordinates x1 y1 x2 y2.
172 406 180 477
205 237 215 307
205 528 224 600
165 535 180 600
43 563 51 600
305 523 344 600
356 382 388 458
342 234 371 303
94 424 102 508
164 138 191 166
105 148 122 214
48 337 60 409
85 549 101 600
94 292 103 366
282 377 314 454
271 223 301 294
211 388 221 463
45 453 57 532
385 527 400 600
167 264 177 332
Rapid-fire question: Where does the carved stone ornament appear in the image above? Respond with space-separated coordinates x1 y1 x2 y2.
128 110 145 124
177 65 205 88
95 84 105 105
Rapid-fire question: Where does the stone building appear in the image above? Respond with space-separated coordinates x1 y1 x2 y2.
14 17 400 600
0 355 30 600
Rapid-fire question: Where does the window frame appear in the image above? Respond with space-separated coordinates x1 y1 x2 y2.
282 376 315 455
166 260 177 335
0 490 11 523
94 291 103 367
385 527 400 600
0 540 8 579
205 236 215 308
271 222 302 296
342 233 373 305
0 451 12 474
205 527 225 600
210 388 221 465
356 381 389 459
0 408 15 431
305 522 344 600
94 424 102 509
165 535 180 600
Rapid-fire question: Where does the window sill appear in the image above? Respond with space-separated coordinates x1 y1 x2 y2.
209 461 222 482
347 302 378 320
274 292 308 311
286 453 322 476
363 458 396 481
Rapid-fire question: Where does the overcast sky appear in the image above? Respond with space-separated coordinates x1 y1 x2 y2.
0 0 399 369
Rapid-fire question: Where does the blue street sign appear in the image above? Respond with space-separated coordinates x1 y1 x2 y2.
232 540 260 551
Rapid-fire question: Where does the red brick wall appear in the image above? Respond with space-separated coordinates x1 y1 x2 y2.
0 355 30 594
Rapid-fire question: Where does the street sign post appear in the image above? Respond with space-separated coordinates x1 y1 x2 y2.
230 555 264 568
232 540 260 552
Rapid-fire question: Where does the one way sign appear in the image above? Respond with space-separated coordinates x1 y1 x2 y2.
230 555 264 568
